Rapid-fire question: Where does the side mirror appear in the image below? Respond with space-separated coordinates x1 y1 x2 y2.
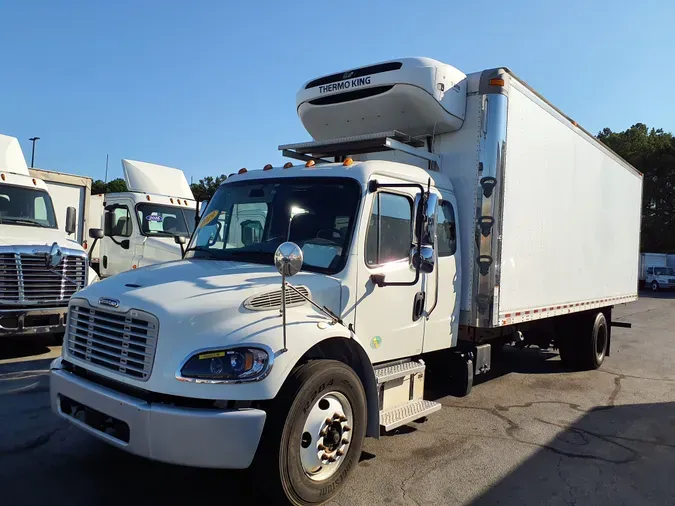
65 206 77 235
174 234 186 257
120 239 130 250
46 242 63 269
89 228 104 239
103 211 114 236
274 242 303 277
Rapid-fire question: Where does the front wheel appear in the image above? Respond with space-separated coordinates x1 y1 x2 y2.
256 360 367 505
651 281 660 292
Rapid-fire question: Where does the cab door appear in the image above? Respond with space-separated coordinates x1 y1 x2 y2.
100 199 137 277
422 191 460 352
355 184 425 363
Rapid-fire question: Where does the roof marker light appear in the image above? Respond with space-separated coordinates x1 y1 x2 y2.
238 168 248 174
489 78 505 86
343 158 354 167
32 178 37 185
1 174 5 181
305 160 316 168
283 162 293 169
263 164 273 171
146 195 151 201
170 198 174 204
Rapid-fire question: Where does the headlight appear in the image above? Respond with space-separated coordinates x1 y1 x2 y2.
179 347 270 382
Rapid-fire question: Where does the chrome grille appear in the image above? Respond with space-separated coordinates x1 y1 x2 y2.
0 252 86 305
244 285 310 310
66 301 159 381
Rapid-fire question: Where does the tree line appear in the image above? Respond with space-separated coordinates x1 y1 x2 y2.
89 123 674 253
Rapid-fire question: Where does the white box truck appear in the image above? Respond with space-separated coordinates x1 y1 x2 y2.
28 168 92 247
639 252 675 291
50 58 642 505
86 159 197 278
0 134 98 339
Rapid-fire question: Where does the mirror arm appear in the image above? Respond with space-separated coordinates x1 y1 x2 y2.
88 238 100 261
285 282 343 326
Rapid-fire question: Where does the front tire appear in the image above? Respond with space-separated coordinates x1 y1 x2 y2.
651 281 660 292
256 360 367 505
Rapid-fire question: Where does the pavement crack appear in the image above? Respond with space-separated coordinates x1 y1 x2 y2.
399 467 422 506
0 428 61 456
597 368 674 383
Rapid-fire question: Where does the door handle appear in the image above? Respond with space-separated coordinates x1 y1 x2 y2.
412 291 425 322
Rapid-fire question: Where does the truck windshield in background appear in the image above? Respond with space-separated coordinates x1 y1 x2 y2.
136 203 196 237
187 178 360 274
0 184 58 229
654 267 675 276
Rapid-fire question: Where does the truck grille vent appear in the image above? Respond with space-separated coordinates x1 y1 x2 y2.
305 62 402 89
0 253 86 306
244 286 310 311
66 301 159 381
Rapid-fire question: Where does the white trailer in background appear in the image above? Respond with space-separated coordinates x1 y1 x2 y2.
52 58 642 504
87 159 197 278
29 168 92 247
0 134 96 339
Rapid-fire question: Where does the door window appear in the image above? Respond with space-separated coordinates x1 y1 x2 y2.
437 201 457 257
111 206 132 237
365 192 413 266
647 267 653 275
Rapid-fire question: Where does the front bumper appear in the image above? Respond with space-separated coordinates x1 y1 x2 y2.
0 306 68 336
50 366 267 469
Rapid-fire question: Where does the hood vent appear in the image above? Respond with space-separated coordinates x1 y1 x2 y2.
244 286 310 311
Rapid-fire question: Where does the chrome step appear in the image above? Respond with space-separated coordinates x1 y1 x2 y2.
380 399 442 432
374 360 425 384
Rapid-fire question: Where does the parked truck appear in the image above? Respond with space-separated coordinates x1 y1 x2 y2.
87 159 197 278
50 58 642 505
639 252 675 291
28 168 93 248
0 134 97 339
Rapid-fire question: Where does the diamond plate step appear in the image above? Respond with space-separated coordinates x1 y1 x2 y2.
374 360 425 384
380 399 441 432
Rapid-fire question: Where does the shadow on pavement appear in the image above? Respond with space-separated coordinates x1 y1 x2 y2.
0 335 56 362
637 289 675 300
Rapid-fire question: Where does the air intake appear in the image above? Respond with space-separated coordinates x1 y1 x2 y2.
244 286 310 311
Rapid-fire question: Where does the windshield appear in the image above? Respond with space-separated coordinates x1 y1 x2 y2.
654 267 675 276
186 178 361 274
136 203 196 237
0 184 57 228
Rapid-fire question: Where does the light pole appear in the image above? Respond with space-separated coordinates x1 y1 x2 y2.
28 137 40 168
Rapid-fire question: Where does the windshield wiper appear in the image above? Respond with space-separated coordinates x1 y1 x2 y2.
2 218 47 228
183 245 219 258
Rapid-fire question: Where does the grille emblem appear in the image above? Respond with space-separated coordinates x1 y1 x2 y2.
99 297 120 308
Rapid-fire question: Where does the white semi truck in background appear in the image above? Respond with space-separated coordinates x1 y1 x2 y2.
51 58 642 505
0 134 97 339
639 252 675 291
87 159 197 278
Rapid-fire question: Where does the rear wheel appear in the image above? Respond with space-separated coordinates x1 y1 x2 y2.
558 311 608 370
255 360 367 505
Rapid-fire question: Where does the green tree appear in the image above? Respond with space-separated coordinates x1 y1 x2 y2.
190 174 227 201
598 123 675 252
91 178 128 194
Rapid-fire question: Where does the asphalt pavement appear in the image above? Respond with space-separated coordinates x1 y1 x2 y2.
1 293 674 506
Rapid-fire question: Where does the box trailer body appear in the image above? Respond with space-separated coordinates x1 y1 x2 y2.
51 58 642 505
29 168 92 246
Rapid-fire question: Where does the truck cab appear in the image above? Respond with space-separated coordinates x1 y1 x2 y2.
0 134 97 338
91 159 197 278
645 266 675 291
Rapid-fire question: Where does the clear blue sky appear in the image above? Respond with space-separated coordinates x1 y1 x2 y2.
1 0 673 183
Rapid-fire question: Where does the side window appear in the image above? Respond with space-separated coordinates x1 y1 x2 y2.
647 267 653 275
365 192 413 266
111 206 132 237
437 200 457 257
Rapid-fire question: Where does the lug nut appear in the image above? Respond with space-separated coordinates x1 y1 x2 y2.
325 418 333 424
336 449 344 456
339 415 348 422
317 444 326 451
321 452 329 461
342 438 349 445
333 413 342 420
319 428 328 437
327 456 337 463
343 425 351 432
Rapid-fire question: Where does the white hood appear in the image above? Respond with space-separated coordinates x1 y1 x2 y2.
0 225 84 251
